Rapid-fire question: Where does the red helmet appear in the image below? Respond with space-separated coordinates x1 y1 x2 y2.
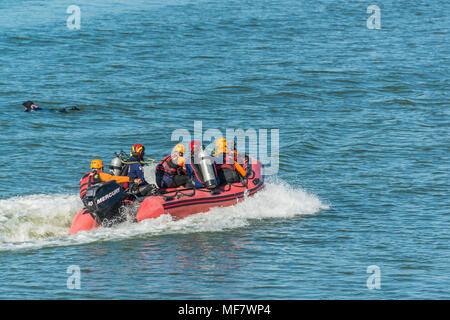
131 143 145 156
190 140 201 152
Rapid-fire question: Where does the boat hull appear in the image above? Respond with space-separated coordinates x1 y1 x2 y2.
69 159 263 234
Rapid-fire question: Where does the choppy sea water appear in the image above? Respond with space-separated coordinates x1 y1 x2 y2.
0 0 448 299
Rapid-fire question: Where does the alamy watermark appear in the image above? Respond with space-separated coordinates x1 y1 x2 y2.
171 121 279 175
366 5 381 29
67 265 81 289
366 265 381 290
66 5 81 30
65 5 380 31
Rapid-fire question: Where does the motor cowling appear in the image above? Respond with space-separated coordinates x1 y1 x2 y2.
196 148 217 189
83 181 127 225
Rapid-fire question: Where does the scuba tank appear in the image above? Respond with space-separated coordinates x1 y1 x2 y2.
197 148 217 189
109 156 123 176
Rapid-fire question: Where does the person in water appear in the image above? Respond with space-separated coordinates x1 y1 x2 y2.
125 143 158 196
79 159 136 200
23 101 42 112
155 144 189 189
185 140 220 188
23 100 80 113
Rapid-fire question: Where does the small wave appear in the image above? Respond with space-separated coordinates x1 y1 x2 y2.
0 181 328 251
387 99 417 106
0 194 82 247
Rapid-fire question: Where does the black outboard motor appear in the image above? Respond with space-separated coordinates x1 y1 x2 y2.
83 181 127 226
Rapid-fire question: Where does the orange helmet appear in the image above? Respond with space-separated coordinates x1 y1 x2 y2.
91 159 104 171
173 144 185 155
131 143 145 157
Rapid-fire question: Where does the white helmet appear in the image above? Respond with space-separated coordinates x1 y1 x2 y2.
109 157 123 176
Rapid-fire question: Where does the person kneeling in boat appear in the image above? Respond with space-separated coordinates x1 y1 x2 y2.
79 159 137 200
155 144 189 189
213 138 245 185
125 143 158 196
185 141 220 189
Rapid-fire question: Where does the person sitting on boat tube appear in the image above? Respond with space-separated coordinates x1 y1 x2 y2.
79 159 136 200
155 144 189 189
125 143 157 196
185 141 220 188
213 138 244 184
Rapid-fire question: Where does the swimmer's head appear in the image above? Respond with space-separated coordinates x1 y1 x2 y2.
23 100 33 111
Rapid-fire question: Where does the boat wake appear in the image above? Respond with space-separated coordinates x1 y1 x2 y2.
0 180 329 251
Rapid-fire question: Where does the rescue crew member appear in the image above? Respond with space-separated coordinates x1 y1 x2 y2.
155 144 189 188
79 159 136 200
213 138 241 184
126 143 157 196
126 143 147 184
185 141 219 188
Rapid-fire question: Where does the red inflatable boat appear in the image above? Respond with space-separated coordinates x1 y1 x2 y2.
69 159 264 234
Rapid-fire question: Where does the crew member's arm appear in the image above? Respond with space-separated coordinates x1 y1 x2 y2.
176 156 187 174
185 163 194 178
130 163 147 184
177 156 186 168
98 172 131 184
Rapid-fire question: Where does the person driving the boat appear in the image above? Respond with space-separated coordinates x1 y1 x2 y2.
126 143 158 196
155 144 189 189
79 159 135 200
126 143 146 184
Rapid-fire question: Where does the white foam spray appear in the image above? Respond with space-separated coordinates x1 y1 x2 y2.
0 181 329 251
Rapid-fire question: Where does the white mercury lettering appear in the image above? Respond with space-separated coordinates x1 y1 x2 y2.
96 188 121 204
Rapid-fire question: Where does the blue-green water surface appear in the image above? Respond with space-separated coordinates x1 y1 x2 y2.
0 0 448 299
